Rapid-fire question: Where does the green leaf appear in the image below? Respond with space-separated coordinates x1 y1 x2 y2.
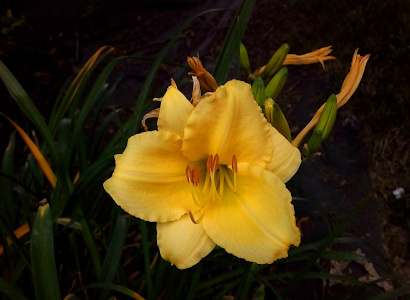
30 202 61 300
281 197 368 297
213 0 256 84
76 283 146 300
0 132 16 227
0 277 27 300
99 215 128 300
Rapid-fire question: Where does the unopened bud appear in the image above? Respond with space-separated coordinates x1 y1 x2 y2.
265 67 288 100
261 43 289 78
304 94 337 156
252 77 266 107
264 98 292 141
240 43 251 74
306 129 323 155
315 94 337 141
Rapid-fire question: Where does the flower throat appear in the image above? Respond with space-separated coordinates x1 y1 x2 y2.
186 154 238 224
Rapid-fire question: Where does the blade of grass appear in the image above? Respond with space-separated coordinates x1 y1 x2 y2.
98 215 128 300
0 113 56 188
139 219 154 300
75 204 103 278
0 223 30 256
49 46 114 135
76 283 146 300
186 263 202 300
212 0 256 84
281 197 368 297
0 277 28 300
0 132 16 227
30 201 61 300
0 61 67 186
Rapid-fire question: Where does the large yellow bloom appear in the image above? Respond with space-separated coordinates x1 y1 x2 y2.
104 80 301 269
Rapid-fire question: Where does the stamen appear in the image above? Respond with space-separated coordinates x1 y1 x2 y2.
232 155 238 173
189 210 205 224
213 154 219 172
232 155 238 192
221 167 234 191
186 165 192 183
207 155 213 173
219 167 224 197
193 167 200 187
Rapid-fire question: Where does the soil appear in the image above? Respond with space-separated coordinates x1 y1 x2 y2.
1 0 409 298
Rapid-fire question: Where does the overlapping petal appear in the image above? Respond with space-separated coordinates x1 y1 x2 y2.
266 126 301 183
103 130 197 223
157 86 194 137
182 80 272 167
157 213 216 269
202 162 300 264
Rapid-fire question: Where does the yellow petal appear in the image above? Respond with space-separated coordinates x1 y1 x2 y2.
182 80 272 167
104 130 197 223
266 126 301 183
157 213 215 269
157 86 194 137
202 163 300 264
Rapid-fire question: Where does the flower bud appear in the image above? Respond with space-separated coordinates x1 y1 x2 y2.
261 43 289 78
314 93 337 141
306 129 323 155
304 94 337 156
239 43 251 75
265 67 288 100
251 77 266 107
264 98 292 142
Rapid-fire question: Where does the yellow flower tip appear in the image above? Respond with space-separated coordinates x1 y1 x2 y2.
187 55 218 92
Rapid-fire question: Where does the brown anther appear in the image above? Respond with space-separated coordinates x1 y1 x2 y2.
232 155 238 173
194 167 200 187
186 165 192 184
213 154 219 172
207 155 213 173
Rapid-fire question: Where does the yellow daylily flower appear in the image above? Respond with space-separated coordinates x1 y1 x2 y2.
104 80 301 269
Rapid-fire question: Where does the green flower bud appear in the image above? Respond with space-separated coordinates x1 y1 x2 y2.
239 43 251 74
304 94 337 157
261 43 289 78
264 98 292 142
265 67 288 100
306 129 323 155
315 94 337 141
252 77 266 107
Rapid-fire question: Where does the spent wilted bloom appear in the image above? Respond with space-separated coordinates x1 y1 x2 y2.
283 46 335 68
187 56 218 92
253 46 335 77
104 79 301 269
292 49 370 147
